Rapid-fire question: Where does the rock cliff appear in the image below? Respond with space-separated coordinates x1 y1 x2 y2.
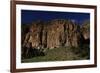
21 19 90 58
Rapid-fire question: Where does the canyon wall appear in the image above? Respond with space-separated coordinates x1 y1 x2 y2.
22 19 89 50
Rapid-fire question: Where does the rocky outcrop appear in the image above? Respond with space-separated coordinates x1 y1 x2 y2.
81 20 90 40
22 19 83 49
21 19 90 58
46 19 81 48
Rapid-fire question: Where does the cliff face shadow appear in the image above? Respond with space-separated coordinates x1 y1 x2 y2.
21 43 46 59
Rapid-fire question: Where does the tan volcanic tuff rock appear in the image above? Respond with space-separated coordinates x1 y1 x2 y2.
81 20 90 40
22 19 89 50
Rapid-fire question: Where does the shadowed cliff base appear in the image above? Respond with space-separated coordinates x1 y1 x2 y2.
21 19 90 62
21 46 90 63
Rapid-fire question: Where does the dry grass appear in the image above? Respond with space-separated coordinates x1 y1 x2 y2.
21 46 89 63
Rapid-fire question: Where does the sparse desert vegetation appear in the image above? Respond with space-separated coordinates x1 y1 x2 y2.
22 45 90 63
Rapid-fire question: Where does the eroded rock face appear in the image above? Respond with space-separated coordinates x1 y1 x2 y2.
21 19 90 58
46 19 81 48
22 21 44 48
22 19 83 49
47 19 65 48
81 22 90 40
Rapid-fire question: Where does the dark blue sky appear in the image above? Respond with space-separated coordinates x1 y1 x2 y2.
21 10 90 25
